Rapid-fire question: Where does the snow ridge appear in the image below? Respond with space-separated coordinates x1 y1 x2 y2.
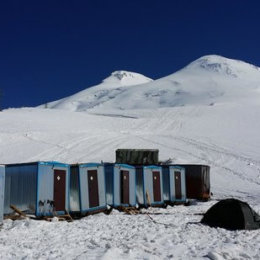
41 55 260 112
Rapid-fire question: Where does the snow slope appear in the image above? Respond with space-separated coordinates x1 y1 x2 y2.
0 55 260 259
41 71 153 111
42 55 260 111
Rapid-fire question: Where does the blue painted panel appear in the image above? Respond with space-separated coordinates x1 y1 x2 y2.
4 164 37 215
113 164 136 207
69 166 80 212
80 163 102 168
37 163 70 217
115 164 135 169
0 166 5 223
143 166 163 207
104 163 114 206
79 164 106 213
162 166 170 201
97 166 106 207
135 167 144 205
39 161 69 167
169 166 186 202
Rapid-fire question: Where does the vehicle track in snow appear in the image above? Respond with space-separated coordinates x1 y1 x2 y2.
134 134 260 186
175 136 260 167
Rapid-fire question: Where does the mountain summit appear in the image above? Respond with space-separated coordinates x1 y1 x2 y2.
102 71 153 86
41 55 260 111
185 55 260 78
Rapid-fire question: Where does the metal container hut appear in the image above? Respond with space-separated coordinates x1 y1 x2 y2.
104 163 136 208
161 165 186 205
136 165 164 207
4 161 70 217
70 163 106 215
0 165 5 223
116 149 159 165
176 164 210 200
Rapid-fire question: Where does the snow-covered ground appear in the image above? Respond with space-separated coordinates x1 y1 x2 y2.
0 55 260 259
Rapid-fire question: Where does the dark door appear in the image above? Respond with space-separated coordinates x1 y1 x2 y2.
88 170 99 208
152 171 161 202
174 171 182 199
54 170 66 212
120 170 130 204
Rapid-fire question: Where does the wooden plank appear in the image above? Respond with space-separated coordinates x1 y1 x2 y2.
10 205 26 217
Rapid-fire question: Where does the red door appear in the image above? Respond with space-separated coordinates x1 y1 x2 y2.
120 170 130 204
53 170 66 212
152 171 161 202
174 171 182 199
88 170 99 208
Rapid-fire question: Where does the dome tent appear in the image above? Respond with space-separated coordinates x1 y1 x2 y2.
201 199 260 230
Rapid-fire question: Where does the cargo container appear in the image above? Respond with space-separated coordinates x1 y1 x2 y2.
135 165 164 207
104 163 136 208
116 149 159 165
70 163 106 215
161 165 186 204
175 164 210 200
4 162 70 217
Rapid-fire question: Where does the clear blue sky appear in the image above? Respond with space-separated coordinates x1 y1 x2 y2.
1 0 260 109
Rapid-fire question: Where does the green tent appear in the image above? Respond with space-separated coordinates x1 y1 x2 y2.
201 199 260 230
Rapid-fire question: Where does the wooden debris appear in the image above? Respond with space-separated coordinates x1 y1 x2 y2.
4 214 26 221
146 190 151 206
4 205 28 220
117 206 139 215
10 205 27 217
42 211 73 222
64 210 73 222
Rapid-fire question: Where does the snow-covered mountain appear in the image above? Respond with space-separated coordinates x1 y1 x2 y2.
1 55 260 259
42 55 260 112
41 70 153 111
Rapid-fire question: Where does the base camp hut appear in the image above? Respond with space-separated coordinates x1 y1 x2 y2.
136 165 164 207
162 165 186 204
70 163 106 215
4 161 70 217
0 166 5 223
104 163 136 208
177 164 210 200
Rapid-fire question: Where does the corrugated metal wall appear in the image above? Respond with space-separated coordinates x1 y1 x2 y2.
104 164 114 206
162 166 170 202
4 164 37 215
0 166 5 223
70 166 80 212
135 167 144 205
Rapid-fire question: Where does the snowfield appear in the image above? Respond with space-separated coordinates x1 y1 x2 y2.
0 55 260 259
